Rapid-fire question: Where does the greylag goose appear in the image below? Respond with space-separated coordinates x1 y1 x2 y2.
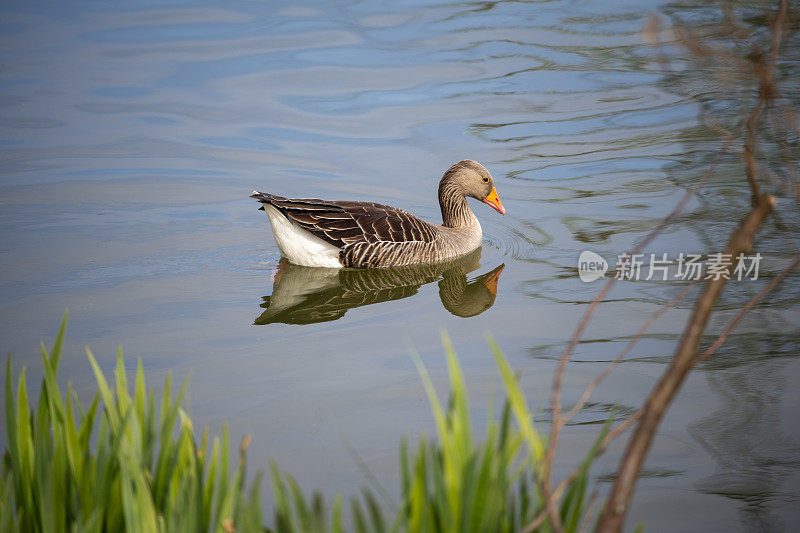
439 263 504 318
251 160 505 268
254 249 504 324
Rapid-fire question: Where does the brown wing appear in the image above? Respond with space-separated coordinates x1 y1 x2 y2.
251 192 437 248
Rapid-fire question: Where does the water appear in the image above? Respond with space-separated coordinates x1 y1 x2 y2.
1 1 799 530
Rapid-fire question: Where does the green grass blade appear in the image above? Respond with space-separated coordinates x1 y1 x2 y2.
86 349 120 432
50 310 68 372
488 337 544 463
363 489 386 533
351 497 368 533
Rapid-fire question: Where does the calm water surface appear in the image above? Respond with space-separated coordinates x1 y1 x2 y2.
2 1 799 531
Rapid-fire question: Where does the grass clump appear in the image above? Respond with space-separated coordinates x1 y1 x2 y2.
270 332 605 533
2 315 603 532
1 312 263 532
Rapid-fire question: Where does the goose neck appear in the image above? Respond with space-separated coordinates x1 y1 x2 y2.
439 181 476 228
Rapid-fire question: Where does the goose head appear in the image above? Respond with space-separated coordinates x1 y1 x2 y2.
439 263 505 317
440 159 505 215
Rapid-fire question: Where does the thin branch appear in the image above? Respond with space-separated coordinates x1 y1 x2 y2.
539 477 565 533
596 193 776 533
525 4 793 532
521 409 642 533
563 282 696 426
554 410 643 506
744 100 765 198
743 0 789 199
697 254 800 363
594 4 791 529
521 505 549 533
538 132 736 529
764 0 789 96
599 410 643 452
578 491 600 533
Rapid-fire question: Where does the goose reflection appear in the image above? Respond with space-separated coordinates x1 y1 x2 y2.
254 248 504 325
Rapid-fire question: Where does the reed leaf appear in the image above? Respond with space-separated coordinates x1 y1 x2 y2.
2 315 606 533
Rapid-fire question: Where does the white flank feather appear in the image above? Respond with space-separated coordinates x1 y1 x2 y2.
262 204 343 268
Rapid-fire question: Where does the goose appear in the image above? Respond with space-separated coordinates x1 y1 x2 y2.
254 249 505 324
251 160 505 268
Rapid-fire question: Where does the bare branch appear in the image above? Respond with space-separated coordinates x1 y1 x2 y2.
697 254 800 363
593 4 792 529
578 491 600 533
538 131 736 526
743 0 789 198
563 282 697 426
744 100 765 198
521 409 643 533
539 477 565 533
521 506 548 533
595 193 776 533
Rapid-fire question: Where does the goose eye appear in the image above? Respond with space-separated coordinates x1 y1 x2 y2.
482 177 489 183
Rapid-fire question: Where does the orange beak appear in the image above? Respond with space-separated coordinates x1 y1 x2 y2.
483 264 505 297
482 186 505 215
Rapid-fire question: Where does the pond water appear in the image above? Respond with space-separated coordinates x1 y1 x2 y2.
1 0 799 531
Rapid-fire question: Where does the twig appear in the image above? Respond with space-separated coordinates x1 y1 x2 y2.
744 100 765 199
528 3 793 531
536 132 736 533
764 0 789 97
769 108 800 207
697 254 800 363
743 0 788 199
521 504 549 533
595 193 776 533
554 409 643 507
592 4 792 529
599 409 643 453
521 409 642 533
578 491 600 533
539 476 565 533
563 282 696 426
